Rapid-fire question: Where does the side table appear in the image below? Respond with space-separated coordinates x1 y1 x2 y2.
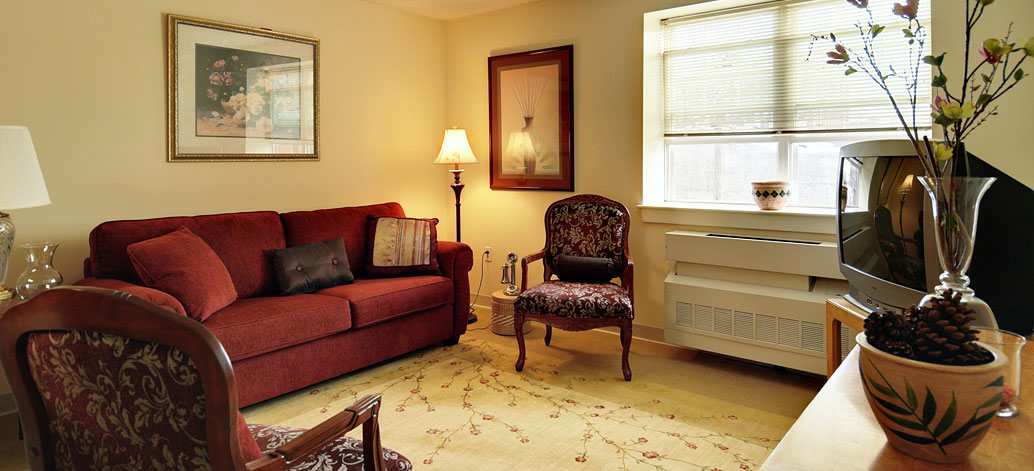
490 289 531 336
826 297 867 377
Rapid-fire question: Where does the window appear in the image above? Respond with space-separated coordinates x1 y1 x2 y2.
645 0 931 209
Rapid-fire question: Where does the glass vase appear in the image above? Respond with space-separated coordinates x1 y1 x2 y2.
917 176 997 327
16 242 63 300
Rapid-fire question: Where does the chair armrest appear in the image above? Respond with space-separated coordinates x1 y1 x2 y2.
74 277 187 316
620 256 634 303
247 394 386 471
520 250 546 293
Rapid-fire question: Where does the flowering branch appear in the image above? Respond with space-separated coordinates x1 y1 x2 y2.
815 0 1032 179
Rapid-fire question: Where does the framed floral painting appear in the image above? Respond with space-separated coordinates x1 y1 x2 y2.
167 14 319 161
489 45 573 190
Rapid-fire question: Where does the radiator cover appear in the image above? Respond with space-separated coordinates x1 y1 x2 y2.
664 231 852 374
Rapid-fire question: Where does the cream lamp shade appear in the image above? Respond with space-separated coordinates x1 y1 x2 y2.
503 131 535 162
433 128 478 166
0 126 52 210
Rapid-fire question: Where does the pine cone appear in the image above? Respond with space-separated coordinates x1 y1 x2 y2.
911 290 993 365
864 309 914 359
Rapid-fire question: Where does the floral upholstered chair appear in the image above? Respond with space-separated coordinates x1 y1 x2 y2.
0 286 411 471
514 194 634 381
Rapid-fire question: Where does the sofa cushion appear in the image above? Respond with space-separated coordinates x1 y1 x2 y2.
317 277 452 329
88 211 285 298
364 216 440 278
515 281 633 319
203 294 351 362
280 203 406 277
238 412 262 462
270 237 354 295
127 228 238 322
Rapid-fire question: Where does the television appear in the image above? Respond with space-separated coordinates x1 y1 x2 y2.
836 140 1034 335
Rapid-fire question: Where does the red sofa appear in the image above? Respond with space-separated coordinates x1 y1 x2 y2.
76 202 473 407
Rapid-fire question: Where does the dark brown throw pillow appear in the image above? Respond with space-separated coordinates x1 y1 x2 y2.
554 255 620 283
364 216 440 278
270 237 354 295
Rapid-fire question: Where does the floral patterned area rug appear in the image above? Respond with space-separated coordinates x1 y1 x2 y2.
242 338 793 471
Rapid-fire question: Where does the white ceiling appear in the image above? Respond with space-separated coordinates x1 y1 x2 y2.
360 0 544 21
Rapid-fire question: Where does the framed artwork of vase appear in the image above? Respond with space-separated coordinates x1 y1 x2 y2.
489 45 573 190
167 14 319 162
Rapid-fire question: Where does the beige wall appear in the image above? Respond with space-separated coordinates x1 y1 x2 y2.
0 0 448 284
0 0 446 399
445 0 1034 331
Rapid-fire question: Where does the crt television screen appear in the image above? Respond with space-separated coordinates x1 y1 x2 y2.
839 155 927 292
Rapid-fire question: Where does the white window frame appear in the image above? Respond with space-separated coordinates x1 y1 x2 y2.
643 0 930 232
663 130 902 208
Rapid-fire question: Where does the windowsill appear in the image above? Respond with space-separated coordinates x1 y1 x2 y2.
638 202 836 235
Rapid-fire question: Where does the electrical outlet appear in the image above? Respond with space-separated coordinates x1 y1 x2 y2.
483 246 492 262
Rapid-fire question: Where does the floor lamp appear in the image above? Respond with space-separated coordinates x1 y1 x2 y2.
433 127 478 323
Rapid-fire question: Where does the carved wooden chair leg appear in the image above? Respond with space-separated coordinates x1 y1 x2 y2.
620 321 632 381
544 325 552 346
515 311 527 372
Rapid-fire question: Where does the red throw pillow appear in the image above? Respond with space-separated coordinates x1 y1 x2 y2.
364 216 440 277
127 227 237 321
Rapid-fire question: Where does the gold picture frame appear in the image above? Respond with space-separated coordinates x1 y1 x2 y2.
167 14 319 162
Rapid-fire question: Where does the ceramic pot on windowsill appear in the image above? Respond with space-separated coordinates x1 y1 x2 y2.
751 181 790 210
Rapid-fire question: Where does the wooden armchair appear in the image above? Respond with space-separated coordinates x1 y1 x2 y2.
0 286 410 471
513 194 634 380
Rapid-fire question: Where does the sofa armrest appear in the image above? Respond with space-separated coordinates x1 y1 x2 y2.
74 277 187 316
437 241 474 340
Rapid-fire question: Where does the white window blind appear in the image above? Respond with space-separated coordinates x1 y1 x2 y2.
662 0 931 136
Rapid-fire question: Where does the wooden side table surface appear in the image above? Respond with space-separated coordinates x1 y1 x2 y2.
765 329 1034 470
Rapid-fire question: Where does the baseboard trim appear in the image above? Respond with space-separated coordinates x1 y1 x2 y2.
0 392 13 415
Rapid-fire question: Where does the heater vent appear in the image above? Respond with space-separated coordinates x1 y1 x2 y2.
675 302 693 327
714 308 733 335
734 311 754 339
801 321 824 352
693 304 713 332
841 324 856 362
755 314 777 344
778 318 801 347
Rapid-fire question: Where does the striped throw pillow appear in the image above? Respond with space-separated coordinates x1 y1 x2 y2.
364 216 440 277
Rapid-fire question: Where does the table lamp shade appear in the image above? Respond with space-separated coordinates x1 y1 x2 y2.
433 128 478 165
0 126 52 210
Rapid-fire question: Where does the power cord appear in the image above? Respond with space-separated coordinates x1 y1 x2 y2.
467 249 489 325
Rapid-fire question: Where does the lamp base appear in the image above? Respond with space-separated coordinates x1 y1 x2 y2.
0 286 13 301
468 308 478 324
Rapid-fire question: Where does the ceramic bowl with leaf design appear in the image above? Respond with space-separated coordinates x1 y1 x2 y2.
856 333 1006 464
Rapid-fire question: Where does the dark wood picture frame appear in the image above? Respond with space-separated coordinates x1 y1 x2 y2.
489 45 573 191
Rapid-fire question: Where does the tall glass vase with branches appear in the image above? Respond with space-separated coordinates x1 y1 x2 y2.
817 0 1033 323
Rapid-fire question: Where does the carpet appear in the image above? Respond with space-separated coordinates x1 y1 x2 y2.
242 334 798 471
